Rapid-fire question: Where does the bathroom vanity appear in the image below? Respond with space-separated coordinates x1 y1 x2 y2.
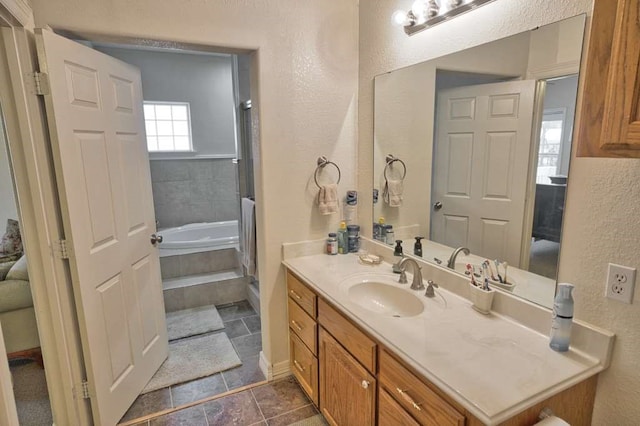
283 250 611 425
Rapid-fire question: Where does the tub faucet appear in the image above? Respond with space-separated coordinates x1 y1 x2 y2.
447 247 470 269
397 257 424 291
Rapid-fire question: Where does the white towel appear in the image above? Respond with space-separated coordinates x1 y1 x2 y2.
241 198 257 277
317 183 338 215
383 179 404 207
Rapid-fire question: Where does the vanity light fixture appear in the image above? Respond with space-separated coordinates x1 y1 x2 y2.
392 0 497 35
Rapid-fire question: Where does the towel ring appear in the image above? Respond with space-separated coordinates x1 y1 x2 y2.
314 156 341 188
384 154 407 181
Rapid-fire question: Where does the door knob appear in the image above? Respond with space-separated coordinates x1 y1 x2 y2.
361 380 370 389
150 234 163 245
433 201 443 210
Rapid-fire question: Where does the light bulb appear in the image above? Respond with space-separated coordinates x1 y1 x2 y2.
411 0 428 18
391 10 408 26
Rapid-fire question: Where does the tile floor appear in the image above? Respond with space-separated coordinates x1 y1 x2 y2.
128 377 326 426
120 300 265 424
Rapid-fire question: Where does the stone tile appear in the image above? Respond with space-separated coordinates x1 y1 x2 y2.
211 160 236 180
251 377 310 419
243 315 262 334
266 405 324 426
222 355 266 391
150 160 190 182
190 179 216 199
203 389 264 425
149 406 208 426
188 160 215 181
160 256 181 279
214 200 241 222
218 300 256 321
179 251 215 276
163 287 186 313
170 374 227 407
186 202 216 224
231 332 262 360
153 181 191 206
224 319 251 339
120 388 172 423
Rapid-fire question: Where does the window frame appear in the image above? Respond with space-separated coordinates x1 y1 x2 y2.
143 101 195 153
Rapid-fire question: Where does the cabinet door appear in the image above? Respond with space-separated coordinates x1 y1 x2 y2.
319 328 375 426
379 387 420 426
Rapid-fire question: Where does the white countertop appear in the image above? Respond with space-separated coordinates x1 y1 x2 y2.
283 253 604 425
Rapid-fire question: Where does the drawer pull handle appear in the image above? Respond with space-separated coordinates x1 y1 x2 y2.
290 290 302 300
361 380 370 389
397 388 422 411
293 360 306 372
291 320 304 331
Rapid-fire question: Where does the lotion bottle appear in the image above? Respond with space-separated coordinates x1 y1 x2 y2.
549 283 574 352
337 221 348 254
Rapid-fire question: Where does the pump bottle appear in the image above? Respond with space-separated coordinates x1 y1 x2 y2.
549 283 574 352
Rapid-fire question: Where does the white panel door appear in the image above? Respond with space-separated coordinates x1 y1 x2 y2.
431 81 536 266
35 29 168 426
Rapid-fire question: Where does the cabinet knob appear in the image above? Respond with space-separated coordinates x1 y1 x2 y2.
361 380 370 389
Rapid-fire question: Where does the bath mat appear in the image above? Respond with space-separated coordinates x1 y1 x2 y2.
166 304 224 341
142 332 241 394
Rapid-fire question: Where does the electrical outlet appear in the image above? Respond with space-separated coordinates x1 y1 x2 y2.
605 263 636 304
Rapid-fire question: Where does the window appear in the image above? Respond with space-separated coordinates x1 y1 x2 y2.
143 102 193 152
536 109 565 184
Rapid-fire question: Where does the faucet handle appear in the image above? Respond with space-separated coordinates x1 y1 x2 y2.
425 280 439 298
398 271 408 284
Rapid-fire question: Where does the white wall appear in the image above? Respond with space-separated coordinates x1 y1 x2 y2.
0 122 18 229
95 47 236 158
359 1 640 424
31 0 359 377
542 75 579 176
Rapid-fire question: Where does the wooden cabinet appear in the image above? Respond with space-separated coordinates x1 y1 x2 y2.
319 328 376 426
577 0 640 157
378 387 420 426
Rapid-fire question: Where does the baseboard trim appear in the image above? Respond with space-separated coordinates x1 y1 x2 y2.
258 351 291 381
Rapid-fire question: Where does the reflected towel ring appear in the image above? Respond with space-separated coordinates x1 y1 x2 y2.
384 154 407 181
314 156 341 188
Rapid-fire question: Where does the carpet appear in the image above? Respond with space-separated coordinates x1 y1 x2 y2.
142 332 241 394
166 304 224 341
10 361 53 426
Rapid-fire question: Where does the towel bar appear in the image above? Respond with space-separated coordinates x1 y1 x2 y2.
384 154 407 181
314 156 341 188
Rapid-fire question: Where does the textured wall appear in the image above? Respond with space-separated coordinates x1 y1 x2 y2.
150 159 238 228
359 1 640 424
31 0 359 373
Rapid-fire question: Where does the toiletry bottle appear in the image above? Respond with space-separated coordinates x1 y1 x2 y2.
326 233 338 255
337 221 348 254
385 225 394 245
378 217 386 241
549 283 574 352
344 190 358 224
414 237 424 257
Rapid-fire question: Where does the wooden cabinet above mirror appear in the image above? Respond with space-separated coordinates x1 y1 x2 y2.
577 0 640 157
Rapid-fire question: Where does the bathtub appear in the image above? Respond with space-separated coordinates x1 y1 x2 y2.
158 221 239 257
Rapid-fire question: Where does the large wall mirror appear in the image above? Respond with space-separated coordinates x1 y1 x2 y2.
373 15 586 308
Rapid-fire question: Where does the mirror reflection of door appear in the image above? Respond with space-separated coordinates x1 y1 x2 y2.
0 104 53 424
529 75 578 279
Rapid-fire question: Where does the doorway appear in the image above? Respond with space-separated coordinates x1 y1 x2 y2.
0 103 53 425
76 43 263 422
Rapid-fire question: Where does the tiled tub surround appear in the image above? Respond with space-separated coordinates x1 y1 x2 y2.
282 239 614 425
150 158 239 229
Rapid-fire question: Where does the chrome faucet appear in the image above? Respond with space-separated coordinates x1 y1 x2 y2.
446 247 470 269
397 257 424 291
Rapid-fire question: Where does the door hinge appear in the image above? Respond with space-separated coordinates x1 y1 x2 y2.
75 380 90 400
31 71 50 96
53 239 70 259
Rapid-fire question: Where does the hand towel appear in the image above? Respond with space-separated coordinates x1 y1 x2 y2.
317 183 338 215
241 197 257 277
383 179 404 207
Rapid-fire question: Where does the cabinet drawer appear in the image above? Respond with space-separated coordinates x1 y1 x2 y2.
288 296 317 354
318 299 376 373
287 271 317 317
290 332 318 405
379 387 420 426
379 350 464 426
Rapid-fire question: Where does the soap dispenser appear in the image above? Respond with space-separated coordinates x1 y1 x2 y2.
392 240 404 273
414 237 424 257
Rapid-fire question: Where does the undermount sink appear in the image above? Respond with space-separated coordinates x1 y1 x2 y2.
340 274 424 317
